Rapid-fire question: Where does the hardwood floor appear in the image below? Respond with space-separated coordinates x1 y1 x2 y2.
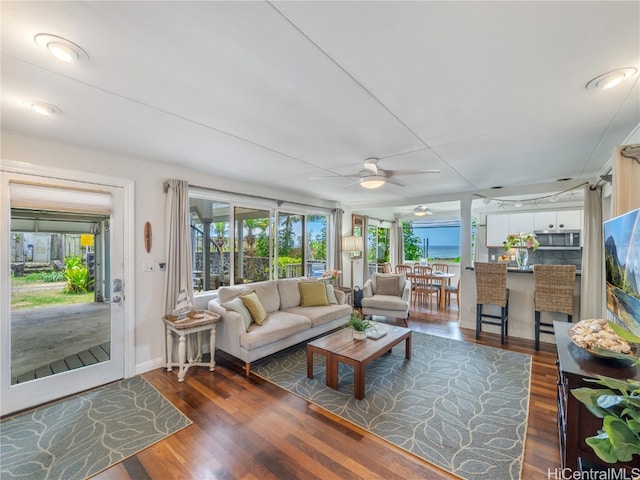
95 304 560 480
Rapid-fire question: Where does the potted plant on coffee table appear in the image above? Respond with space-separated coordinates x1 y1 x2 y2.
347 312 371 341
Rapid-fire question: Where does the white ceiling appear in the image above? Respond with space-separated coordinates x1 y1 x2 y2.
1 1 638 221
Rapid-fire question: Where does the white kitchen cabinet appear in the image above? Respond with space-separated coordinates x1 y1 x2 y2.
556 210 581 230
534 210 582 231
534 211 557 231
486 214 510 247
509 212 534 234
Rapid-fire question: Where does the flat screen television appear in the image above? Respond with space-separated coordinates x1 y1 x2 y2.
604 207 640 336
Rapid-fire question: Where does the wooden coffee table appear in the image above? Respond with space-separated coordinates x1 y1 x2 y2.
307 322 411 399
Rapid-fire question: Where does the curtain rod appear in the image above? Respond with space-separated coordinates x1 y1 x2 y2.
187 183 335 212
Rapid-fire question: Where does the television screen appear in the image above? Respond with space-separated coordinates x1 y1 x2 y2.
604 207 640 336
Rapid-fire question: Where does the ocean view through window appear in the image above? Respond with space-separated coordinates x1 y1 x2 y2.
409 222 461 261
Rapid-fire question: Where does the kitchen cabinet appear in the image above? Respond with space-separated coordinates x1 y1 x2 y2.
486 214 510 247
534 210 582 231
508 212 534 234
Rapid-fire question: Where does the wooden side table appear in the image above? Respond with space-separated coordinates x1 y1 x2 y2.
334 286 353 306
163 310 220 382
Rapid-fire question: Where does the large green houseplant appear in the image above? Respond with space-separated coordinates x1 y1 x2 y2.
571 322 640 464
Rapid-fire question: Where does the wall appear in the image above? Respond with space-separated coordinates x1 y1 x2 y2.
1 131 337 374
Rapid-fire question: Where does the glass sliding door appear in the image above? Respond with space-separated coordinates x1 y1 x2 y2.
277 213 304 278
235 207 271 284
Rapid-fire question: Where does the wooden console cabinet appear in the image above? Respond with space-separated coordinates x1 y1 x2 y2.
554 321 640 471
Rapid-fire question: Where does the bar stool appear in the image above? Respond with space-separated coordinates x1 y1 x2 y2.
533 264 576 351
474 262 509 344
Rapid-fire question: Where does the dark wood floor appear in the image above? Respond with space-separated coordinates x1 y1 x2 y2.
95 304 560 480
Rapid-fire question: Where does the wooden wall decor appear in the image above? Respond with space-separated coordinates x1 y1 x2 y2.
144 221 152 253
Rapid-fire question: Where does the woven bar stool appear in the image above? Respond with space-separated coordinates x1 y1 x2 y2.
474 262 509 344
533 264 576 351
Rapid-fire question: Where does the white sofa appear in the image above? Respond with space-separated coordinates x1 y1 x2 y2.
361 273 411 320
208 277 352 376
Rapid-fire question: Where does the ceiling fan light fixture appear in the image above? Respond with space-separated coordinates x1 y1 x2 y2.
586 68 637 90
414 206 432 216
359 175 386 189
35 33 89 63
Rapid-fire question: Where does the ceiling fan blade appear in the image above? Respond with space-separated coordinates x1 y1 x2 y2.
385 177 407 187
386 169 440 178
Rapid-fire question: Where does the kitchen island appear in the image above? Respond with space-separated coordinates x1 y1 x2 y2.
461 266 582 344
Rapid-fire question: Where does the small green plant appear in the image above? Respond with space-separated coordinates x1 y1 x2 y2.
64 256 94 293
571 322 640 464
347 312 371 332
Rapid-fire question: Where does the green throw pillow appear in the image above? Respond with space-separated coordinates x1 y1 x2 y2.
222 297 253 331
299 282 330 307
240 291 268 325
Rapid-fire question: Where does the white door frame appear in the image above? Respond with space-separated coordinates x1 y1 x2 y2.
0 160 135 416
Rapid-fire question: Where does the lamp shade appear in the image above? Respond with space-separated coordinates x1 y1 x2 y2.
342 235 363 252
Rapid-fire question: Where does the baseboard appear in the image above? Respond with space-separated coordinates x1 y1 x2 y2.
135 357 165 375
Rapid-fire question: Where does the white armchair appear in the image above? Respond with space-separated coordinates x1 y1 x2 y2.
361 273 411 321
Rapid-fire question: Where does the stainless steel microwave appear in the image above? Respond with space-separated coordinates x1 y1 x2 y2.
534 230 581 249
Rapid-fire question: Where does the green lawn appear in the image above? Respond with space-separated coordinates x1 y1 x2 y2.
11 279 94 310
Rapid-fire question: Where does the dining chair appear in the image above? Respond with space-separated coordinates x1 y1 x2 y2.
474 262 509 344
445 278 460 310
430 262 449 289
533 264 576 351
383 262 392 273
412 265 439 308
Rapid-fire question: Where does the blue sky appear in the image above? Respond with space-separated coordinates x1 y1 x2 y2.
413 226 460 247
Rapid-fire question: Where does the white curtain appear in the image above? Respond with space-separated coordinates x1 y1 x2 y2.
393 220 404 267
581 185 603 318
163 179 194 316
612 144 640 216
362 216 369 283
332 209 343 285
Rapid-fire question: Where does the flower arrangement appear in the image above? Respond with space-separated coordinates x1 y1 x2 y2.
322 269 341 280
503 232 540 251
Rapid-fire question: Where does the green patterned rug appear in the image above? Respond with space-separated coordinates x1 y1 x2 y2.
0 376 191 480
253 330 531 480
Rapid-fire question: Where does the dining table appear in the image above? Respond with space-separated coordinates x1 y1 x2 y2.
408 270 456 309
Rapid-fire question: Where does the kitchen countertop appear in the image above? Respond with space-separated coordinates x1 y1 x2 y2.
465 265 582 275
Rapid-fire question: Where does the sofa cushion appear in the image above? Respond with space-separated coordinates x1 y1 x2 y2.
325 284 338 304
299 282 330 307
277 278 303 309
241 292 268 325
221 297 253 331
284 304 352 328
239 311 312 351
376 276 400 296
217 284 253 304
361 294 408 312
372 273 406 295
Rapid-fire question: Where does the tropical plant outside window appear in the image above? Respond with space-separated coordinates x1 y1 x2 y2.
189 193 330 290
368 226 390 273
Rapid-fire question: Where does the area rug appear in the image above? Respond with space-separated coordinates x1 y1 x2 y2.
0 376 191 480
252 331 531 480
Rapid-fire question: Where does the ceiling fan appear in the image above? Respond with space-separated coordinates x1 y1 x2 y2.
314 158 440 189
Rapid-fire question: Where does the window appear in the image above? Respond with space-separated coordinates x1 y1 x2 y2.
189 190 332 291
189 198 231 290
235 207 271 284
306 214 328 277
367 225 390 273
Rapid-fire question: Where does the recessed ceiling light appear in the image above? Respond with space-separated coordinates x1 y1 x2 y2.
586 68 637 90
23 101 61 116
34 33 89 63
